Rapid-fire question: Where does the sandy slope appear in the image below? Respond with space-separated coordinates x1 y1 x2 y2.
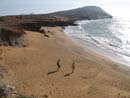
1 27 130 98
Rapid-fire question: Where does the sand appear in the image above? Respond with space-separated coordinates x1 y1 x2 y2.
0 27 130 98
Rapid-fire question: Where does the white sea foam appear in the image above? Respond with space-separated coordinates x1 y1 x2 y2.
64 17 130 66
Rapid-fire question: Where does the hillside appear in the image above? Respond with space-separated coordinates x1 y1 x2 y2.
0 6 112 31
48 6 112 20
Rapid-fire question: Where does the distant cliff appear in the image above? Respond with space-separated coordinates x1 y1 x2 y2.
0 6 112 31
48 6 112 20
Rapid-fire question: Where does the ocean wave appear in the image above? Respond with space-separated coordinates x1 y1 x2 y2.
64 17 130 65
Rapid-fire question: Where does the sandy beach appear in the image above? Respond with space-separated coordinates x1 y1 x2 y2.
1 27 130 98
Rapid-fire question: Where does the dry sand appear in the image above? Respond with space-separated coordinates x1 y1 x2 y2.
0 27 130 98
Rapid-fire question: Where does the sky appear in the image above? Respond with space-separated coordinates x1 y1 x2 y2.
0 0 130 17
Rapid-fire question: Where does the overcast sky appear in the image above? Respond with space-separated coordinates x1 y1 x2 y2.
0 0 130 17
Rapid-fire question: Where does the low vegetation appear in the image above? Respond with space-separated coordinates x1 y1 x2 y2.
0 28 26 47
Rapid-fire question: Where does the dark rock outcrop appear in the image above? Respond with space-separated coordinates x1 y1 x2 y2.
20 20 76 31
0 84 15 98
0 84 35 98
39 27 50 37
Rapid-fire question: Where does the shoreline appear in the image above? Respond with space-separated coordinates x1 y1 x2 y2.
64 30 130 66
62 27 130 71
63 20 130 67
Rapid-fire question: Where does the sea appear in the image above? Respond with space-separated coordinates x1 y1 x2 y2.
64 17 130 66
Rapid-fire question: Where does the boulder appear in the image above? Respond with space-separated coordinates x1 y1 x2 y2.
0 84 15 98
39 27 46 34
39 27 50 37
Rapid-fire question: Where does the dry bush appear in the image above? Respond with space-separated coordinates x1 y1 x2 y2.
0 28 26 47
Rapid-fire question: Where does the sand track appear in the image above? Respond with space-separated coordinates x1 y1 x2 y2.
0 27 130 98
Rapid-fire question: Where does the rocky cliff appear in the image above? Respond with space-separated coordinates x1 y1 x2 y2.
0 6 112 31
